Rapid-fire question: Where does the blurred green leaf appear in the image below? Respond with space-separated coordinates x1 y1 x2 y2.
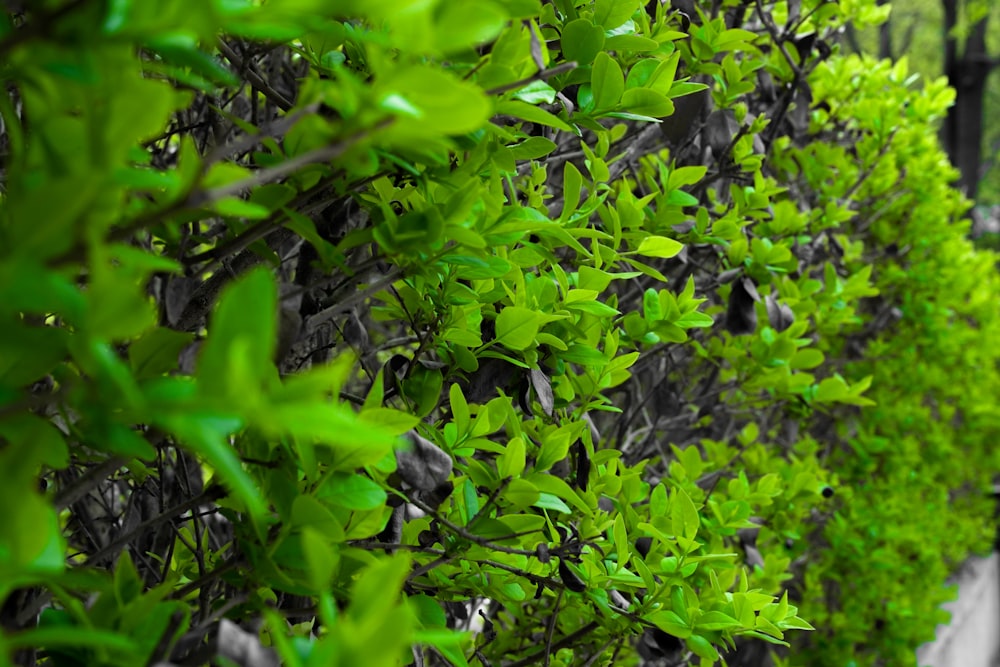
197 267 277 399
317 472 386 511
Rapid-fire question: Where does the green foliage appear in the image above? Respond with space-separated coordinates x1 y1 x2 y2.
0 1 996 666
848 0 1000 206
783 53 1000 665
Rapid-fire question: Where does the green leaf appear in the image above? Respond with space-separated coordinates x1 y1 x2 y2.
578 266 615 291
614 514 630 572
0 474 64 575
434 2 508 54
675 311 714 328
150 38 240 87
104 423 157 459
643 288 663 321
594 0 639 27
318 472 386 511
266 402 399 469
494 0 542 18
526 472 591 514
442 255 513 279
380 66 490 136
559 344 607 366
665 189 699 206
740 629 792 645
286 209 340 268
6 177 101 262
667 80 710 98
0 324 68 387
213 197 272 220
686 633 720 661
495 306 540 351
248 183 297 211
415 629 472 667
650 52 682 95
409 594 448 628
605 34 659 51
344 506 391 540
0 413 68 469
278 354 355 404
814 376 849 403
497 436 527 478
358 408 421 435
401 365 444 418
513 81 557 104
130 327 194 379
302 527 338 592
561 161 584 221
635 235 684 258
695 610 741 631
504 478 541 509
450 382 471 432
646 610 691 639
534 492 572 513
495 99 574 133
350 555 412 622
667 165 708 190
591 52 625 110
716 28 759 50
85 247 161 341
535 430 573 472
621 88 675 117
510 136 557 160
790 348 824 370
560 19 605 65
565 299 620 318
672 487 699 542
291 495 346 541
7 626 139 656
197 267 277 399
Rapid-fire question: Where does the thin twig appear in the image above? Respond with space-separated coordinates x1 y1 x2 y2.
86 486 225 567
486 62 579 96
304 268 404 335
581 637 618 667
502 621 600 667
409 555 454 581
407 497 539 558
216 39 294 111
190 119 394 206
203 103 318 166
55 457 127 511
542 588 564 667
170 557 242 600
755 0 802 81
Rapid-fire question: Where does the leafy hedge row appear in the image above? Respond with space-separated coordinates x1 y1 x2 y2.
0 1 997 666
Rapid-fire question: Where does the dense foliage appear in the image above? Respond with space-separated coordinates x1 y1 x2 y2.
849 0 1000 207
1 1 998 666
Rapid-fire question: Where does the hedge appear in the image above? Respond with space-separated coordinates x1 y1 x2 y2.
0 1 997 666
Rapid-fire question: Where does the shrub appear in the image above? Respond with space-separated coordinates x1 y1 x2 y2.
784 54 1000 665
0 1 996 666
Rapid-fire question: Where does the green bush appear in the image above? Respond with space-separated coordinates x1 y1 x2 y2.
0 1 996 666
785 54 1000 665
